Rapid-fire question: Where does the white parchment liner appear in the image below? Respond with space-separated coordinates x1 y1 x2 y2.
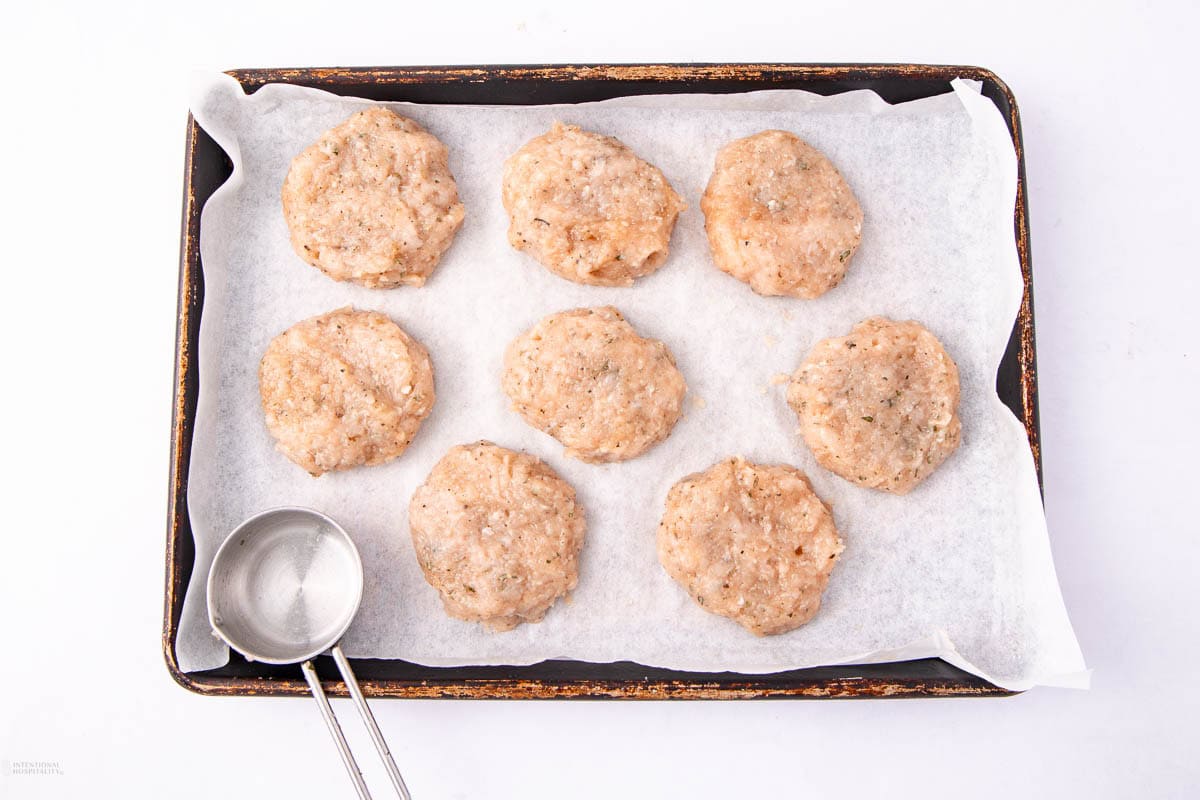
176 73 1086 690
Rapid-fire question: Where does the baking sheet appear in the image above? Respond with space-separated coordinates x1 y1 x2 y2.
176 72 1087 690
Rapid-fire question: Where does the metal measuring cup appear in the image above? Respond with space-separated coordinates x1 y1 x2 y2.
206 507 411 800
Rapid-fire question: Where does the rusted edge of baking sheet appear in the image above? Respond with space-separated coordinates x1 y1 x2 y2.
227 62 1001 91
169 670 1005 699
165 113 204 695
166 63 1033 699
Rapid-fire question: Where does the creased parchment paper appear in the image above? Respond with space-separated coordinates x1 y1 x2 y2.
177 73 1087 690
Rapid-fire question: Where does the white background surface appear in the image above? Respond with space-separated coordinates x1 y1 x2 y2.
0 1 1195 797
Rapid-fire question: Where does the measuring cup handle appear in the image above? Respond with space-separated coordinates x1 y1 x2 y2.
332 646 413 800
302 660 373 800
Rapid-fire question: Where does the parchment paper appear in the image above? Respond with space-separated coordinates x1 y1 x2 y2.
176 73 1087 690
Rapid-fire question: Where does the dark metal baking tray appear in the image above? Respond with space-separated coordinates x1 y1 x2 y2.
165 64 1038 699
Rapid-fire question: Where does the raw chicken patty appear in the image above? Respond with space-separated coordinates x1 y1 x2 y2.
701 130 863 299
501 122 685 286
408 442 586 630
787 317 962 494
657 457 844 636
502 306 687 463
259 307 435 476
282 107 465 288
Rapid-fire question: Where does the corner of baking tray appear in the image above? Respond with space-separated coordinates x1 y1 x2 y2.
162 634 207 695
961 66 1022 123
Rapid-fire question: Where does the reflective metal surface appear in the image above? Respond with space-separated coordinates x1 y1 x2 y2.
206 507 410 798
206 507 363 664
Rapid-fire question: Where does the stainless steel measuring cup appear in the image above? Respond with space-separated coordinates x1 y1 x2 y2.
207 507 411 800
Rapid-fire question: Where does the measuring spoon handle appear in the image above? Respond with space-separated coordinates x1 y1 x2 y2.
302 659 373 800
333 645 412 800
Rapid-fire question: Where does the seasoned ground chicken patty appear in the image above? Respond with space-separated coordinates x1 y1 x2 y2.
787 317 962 494
501 122 685 286
658 457 844 636
408 442 586 630
282 107 465 288
701 130 863 299
502 306 687 463
259 308 435 475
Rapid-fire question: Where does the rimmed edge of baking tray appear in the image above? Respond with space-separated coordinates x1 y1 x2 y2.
165 63 1036 699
